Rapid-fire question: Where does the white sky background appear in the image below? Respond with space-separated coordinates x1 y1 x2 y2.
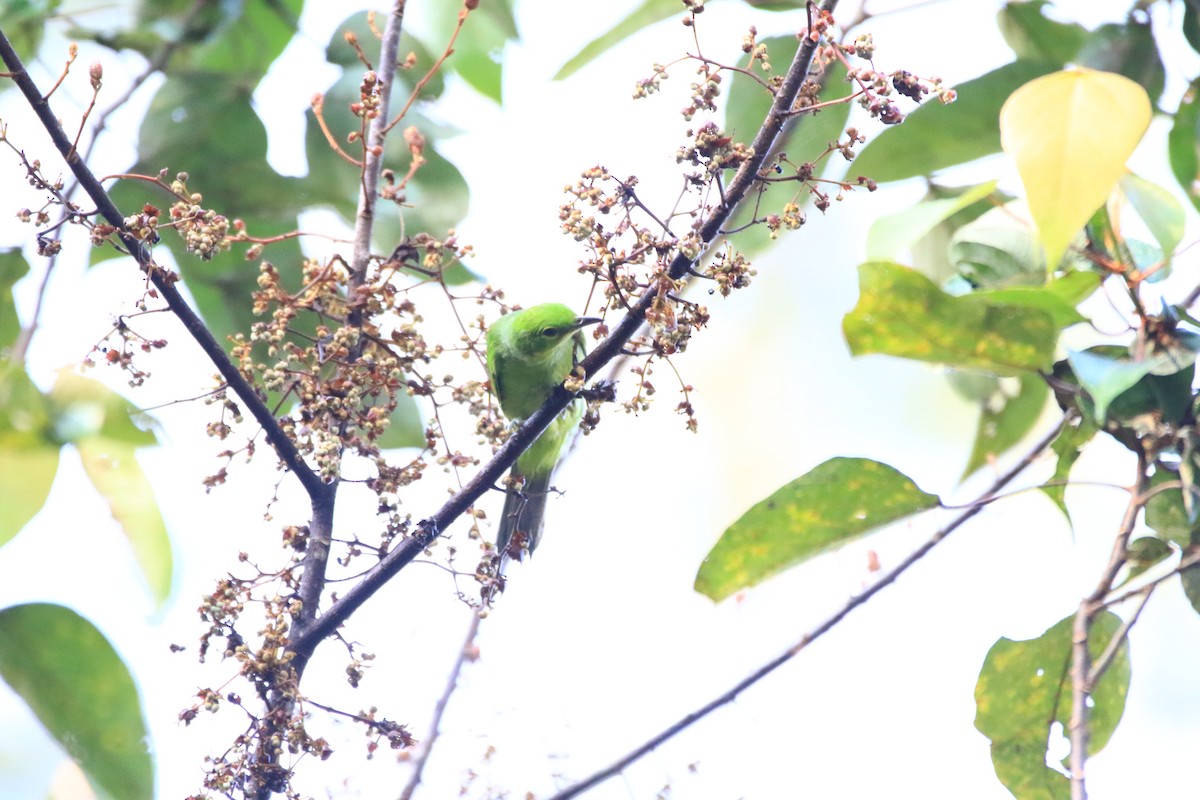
2 0 1200 798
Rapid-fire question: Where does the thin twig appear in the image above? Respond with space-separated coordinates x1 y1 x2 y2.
1086 587 1148 688
1068 449 1149 800
398 612 482 800
382 5 469 135
1099 546 1200 610
542 414 1072 800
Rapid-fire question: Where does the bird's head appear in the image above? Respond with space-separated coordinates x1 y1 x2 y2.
509 303 601 359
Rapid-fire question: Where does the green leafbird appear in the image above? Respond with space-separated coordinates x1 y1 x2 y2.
486 303 601 566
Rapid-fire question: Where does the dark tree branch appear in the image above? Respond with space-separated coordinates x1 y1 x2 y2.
541 413 1071 800
0 28 330 503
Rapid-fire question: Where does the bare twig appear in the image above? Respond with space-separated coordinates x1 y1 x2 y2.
1099 546 1200 610
1086 587 1148 688
382 5 470 135
398 612 482 800
1068 449 1149 800
542 414 1072 800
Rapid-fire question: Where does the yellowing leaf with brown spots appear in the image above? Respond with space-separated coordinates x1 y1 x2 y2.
843 262 1059 375
695 458 940 601
1000 69 1151 266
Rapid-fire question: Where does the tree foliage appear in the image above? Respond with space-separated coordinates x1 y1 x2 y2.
1 1 1198 799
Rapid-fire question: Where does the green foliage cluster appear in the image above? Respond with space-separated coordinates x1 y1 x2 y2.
690 2 1200 796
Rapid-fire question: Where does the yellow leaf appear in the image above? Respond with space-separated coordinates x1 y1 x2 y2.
1000 69 1151 266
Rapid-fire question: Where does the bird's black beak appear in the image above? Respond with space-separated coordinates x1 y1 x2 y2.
571 316 603 331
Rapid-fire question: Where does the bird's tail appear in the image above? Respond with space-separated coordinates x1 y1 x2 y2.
496 470 552 570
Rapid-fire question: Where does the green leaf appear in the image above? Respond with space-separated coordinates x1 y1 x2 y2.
436 0 517 102
1000 69 1151 267
1076 21 1165 104
852 60 1059 182
1145 466 1197 549
946 369 1001 402
46 373 171 605
179 0 301 82
910 184 1016 284
962 374 1049 480
0 364 59 546
725 35 792 140
1168 76 1200 213
997 1 1088 64
866 181 998 261
0 603 153 800
695 458 940 601
1182 563 1200 616
0 248 30 350
48 371 157 448
843 262 1059 375
0 0 62 59
1039 415 1096 525
949 208 1047 287
975 611 1130 798
0 432 59 548
1123 536 1173 582
1043 269 1105 305
1186 0 1200 55
1067 340 1199 423
970 272 1097 329
1120 172 1185 264
555 0 679 80
375 390 424 449
76 439 173 606
124 76 298 220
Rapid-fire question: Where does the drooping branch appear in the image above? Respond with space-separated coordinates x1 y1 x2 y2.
0 28 330 503
288 0 842 658
542 413 1072 800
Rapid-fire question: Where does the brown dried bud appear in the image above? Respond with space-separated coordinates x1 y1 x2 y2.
404 125 425 156
88 61 103 90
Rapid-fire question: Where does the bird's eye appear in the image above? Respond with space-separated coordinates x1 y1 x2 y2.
540 327 559 337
